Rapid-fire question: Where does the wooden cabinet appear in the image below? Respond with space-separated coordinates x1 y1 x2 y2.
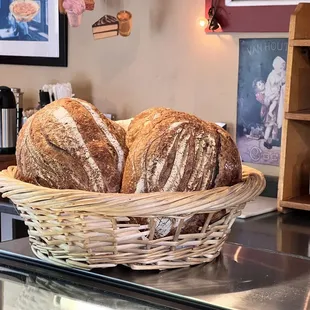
278 4 310 212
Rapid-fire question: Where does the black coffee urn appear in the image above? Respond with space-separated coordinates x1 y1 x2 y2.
0 86 17 154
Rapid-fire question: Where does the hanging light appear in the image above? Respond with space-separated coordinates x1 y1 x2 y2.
198 17 208 27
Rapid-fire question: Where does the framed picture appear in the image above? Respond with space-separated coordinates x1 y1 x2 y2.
0 0 68 67
236 38 288 167
226 0 306 6
205 0 294 32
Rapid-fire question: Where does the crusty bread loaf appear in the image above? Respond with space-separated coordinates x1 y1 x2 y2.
122 107 242 238
16 98 128 193
126 107 171 148
122 108 241 193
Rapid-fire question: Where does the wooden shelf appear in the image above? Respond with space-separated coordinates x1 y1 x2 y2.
278 4 310 213
280 195 310 211
290 39 310 46
285 109 310 121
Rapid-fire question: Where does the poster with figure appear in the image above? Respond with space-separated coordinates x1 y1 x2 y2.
236 38 288 166
0 0 47 41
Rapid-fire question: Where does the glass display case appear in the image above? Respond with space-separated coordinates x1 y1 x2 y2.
0 270 167 310
0 253 210 310
0 238 310 310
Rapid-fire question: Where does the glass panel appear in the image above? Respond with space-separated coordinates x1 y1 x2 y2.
1 239 310 310
0 266 170 310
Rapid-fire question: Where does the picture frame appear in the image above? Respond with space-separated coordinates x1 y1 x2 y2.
0 0 68 67
205 0 295 32
225 0 308 6
236 38 288 167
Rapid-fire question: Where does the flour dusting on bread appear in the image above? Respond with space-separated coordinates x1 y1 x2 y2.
16 98 128 193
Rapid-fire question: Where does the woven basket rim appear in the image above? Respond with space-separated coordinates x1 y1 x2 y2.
0 165 266 270
0 165 266 217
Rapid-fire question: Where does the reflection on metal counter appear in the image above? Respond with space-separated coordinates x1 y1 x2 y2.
1 238 310 310
97 243 310 310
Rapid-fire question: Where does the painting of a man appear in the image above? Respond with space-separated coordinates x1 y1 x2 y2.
7 11 31 40
263 56 286 149
236 39 288 166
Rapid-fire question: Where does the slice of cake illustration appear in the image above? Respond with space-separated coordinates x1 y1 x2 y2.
92 15 119 40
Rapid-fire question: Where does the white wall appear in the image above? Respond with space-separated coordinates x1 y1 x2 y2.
0 0 287 176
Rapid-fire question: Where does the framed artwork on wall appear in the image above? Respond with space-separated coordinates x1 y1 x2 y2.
0 0 68 67
226 0 308 6
205 0 295 32
236 38 288 167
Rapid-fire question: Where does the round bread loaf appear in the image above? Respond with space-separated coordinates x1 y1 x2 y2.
122 108 242 238
126 107 171 148
122 108 241 193
16 98 128 193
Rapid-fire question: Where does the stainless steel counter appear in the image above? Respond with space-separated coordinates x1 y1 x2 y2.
0 238 309 310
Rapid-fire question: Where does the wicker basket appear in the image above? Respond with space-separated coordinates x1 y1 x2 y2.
0 165 265 271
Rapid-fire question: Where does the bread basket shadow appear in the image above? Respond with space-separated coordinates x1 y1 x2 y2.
0 165 265 271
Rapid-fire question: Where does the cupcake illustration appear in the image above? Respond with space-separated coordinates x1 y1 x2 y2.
10 0 40 22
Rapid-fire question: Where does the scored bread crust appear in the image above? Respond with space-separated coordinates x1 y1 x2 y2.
122 108 242 238
126 107 171 148
122 109 241 193
16 98 128 193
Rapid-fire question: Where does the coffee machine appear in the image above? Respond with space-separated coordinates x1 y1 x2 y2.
0 86 17 154
11 87 23 134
